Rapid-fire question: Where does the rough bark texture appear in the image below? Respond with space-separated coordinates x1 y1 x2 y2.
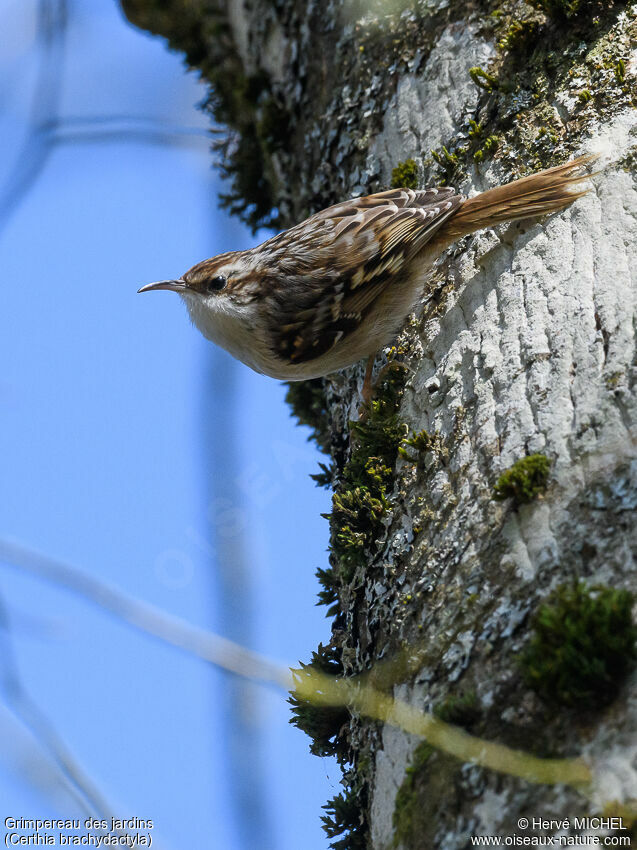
121 0 637 847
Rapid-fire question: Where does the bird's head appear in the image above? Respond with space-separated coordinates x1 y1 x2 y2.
137 251 255 306
137 250 265 362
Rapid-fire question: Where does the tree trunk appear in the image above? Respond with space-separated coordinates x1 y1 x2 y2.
121 1 637 847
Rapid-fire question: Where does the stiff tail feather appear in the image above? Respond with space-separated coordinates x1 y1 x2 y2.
443 154 598 240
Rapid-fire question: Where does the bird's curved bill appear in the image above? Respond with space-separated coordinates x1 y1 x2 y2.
137 280 187 293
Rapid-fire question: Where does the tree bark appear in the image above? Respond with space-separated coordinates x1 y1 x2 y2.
121 1 637 847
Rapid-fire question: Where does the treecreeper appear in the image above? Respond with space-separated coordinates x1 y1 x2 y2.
139 155 597 399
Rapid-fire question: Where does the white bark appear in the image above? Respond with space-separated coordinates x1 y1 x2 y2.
368 72 637 850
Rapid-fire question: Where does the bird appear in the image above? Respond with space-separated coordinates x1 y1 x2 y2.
138 155 597 398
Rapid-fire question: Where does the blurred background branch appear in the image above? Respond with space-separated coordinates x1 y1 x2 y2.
0 539 290 688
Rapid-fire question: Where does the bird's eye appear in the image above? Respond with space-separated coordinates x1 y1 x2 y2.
207 275 227 293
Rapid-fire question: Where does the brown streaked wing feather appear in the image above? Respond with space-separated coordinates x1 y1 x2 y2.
264 187 463 364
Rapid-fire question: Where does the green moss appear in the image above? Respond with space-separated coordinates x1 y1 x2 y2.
431 145 459 168
474 134 500 162
322 785 367 850
289 366 408 849
214 80 288 231
399 429 448 465
121 1 284 232
293 368 408 845
392 742 434 847
604 370 624 389
200 59 286 231
430 123 499 176
492 454 551 505
430 145 462 184
289 643 350 760
521 583 637 707
469 65 500 92
528 0 605 21
433 690 480 729
324 369 406 579
497 19 541 52
349 384 406 469
316 566 340 616
391 159 419 190
617 144 637 173
578 89 593 103
330 485 390 579
468 119 483 139
311 461 336 489
615 58 626 83
285 379 331 455
427 0 633 178
392 736 466 847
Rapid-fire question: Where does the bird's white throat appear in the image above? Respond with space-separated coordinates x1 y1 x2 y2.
182 292 266 375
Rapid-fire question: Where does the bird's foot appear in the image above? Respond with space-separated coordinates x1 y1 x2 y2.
358 357 407 421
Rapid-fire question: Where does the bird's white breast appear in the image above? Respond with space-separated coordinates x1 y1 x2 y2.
183 293 277 376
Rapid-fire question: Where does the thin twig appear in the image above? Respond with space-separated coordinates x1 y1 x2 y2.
0 593 123 831
0 538 596 795
0 538 292 688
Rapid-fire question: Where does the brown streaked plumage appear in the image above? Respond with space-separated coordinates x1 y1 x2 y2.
138 155 598 384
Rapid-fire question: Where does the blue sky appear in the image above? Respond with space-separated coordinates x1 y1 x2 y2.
0 2 336 847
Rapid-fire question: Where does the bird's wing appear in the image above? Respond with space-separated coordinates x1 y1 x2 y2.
259 187 463 365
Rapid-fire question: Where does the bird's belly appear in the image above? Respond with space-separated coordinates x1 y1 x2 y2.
273 286 420 380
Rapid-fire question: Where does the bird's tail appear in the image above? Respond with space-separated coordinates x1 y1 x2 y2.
442 154 598 240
